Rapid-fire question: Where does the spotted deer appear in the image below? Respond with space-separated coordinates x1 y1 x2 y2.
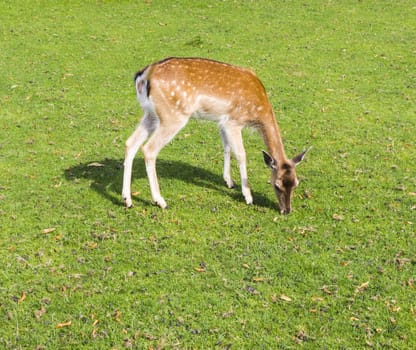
122 57 308 214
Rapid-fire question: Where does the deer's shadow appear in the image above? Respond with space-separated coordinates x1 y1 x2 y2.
64 157 276 209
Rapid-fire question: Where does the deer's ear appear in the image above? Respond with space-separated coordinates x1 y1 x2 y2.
292 147 312 165
262 151 277 169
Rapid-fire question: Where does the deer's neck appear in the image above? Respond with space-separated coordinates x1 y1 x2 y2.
259 113 288 163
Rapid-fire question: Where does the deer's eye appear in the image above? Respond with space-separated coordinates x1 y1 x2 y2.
274 183 282 192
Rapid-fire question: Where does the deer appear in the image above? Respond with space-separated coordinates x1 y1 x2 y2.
122 57 308 214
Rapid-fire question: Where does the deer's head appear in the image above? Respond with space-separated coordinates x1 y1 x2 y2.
263 149 308 214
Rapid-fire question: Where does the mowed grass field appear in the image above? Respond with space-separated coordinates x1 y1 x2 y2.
1 1 415 349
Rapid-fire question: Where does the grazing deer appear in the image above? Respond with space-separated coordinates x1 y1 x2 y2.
122 57 308 214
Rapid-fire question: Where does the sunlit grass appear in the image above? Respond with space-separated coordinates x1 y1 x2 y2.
0 1 415 348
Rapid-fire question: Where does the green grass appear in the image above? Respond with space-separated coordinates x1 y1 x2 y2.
1 1 415 349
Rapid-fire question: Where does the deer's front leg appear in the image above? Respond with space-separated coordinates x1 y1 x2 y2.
222 124 253 205
220 128 235 189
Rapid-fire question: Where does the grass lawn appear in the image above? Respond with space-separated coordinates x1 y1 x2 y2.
1 1 415 349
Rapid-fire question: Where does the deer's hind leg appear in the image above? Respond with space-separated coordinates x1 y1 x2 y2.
141 116 189 208
122 113 157 207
